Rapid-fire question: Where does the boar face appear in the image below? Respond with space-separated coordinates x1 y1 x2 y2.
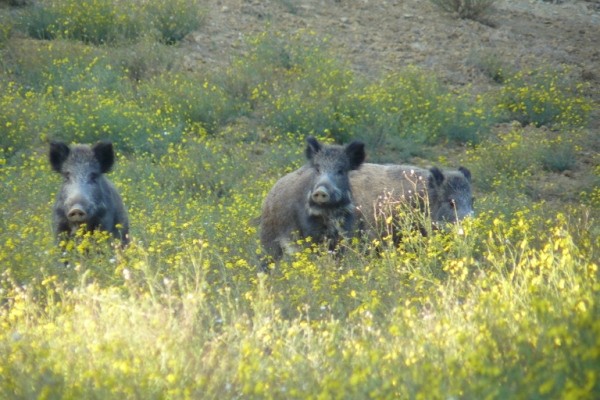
305 136 365 217
428 166 474 223
259 136 365 265
49 141 128 243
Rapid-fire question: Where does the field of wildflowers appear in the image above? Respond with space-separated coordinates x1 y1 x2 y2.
1 1 599 398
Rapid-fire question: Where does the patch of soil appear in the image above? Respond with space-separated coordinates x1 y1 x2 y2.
186 0 599 99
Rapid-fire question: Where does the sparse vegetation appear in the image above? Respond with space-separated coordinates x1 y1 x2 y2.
0 0 598 398
496 68 591 128
20 0 206 44
467 49 513 83
430 0 496 20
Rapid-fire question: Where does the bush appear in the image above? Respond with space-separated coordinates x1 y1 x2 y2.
112 38 180 82
0 13 12 47
144 0 206 44
23 0 140 44
466 128 539 193
467 48 513 83
430 0 496 20
3 39 127 93
248 35 492 147
466 126 587 205
0 83 191 158
539 135 578 172
20 0 205 44
236 32 361 141
138 72 247 135
495 68 591 128
375 68 493 144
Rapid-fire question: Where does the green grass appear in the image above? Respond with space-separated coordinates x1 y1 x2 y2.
0 1 599 398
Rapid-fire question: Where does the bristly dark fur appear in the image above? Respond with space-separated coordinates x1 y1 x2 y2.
49 141 129 246
350 163 474 240
259 136 365 268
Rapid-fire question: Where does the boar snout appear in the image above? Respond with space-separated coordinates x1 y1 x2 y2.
311 186 331 204
310 174 344 207
67 205 88 222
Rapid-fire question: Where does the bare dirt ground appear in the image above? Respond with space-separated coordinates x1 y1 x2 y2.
185 0 599 100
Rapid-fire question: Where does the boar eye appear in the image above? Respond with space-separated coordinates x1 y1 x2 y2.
89 172 100 183
449 199 456 208
62 172 71 181
314 165 321 173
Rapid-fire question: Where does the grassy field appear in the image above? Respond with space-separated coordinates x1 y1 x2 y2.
1 0 599 398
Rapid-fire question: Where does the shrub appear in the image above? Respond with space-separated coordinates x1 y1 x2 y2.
430 0 496 20
466 128 538 193
49 88 190 154
495 68 591 128
0 13 12 46
112 38 180 82
0 81 40 157
539 135 577 172
247 35 492 147
467 49 513 83
219 32 296 108
3 39 127 93
238 31 361 141
375 68 492 144
137 72 246 135
20 0 205 44
466 126 586 206
23 0 140 44
0 85 188 158
144 0 206 44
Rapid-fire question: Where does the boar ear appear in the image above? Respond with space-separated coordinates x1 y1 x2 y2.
305 136 322 160
458 166 472 182
93 141 115 173
429 167 445 187
345 141 366 170
49 141 70 173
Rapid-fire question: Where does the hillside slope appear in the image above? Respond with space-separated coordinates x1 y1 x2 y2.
183 0 599 204
186 0 599 102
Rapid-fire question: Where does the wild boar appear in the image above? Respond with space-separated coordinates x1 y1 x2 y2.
260 136 366 264
350 163 474 240
49 141 129 246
